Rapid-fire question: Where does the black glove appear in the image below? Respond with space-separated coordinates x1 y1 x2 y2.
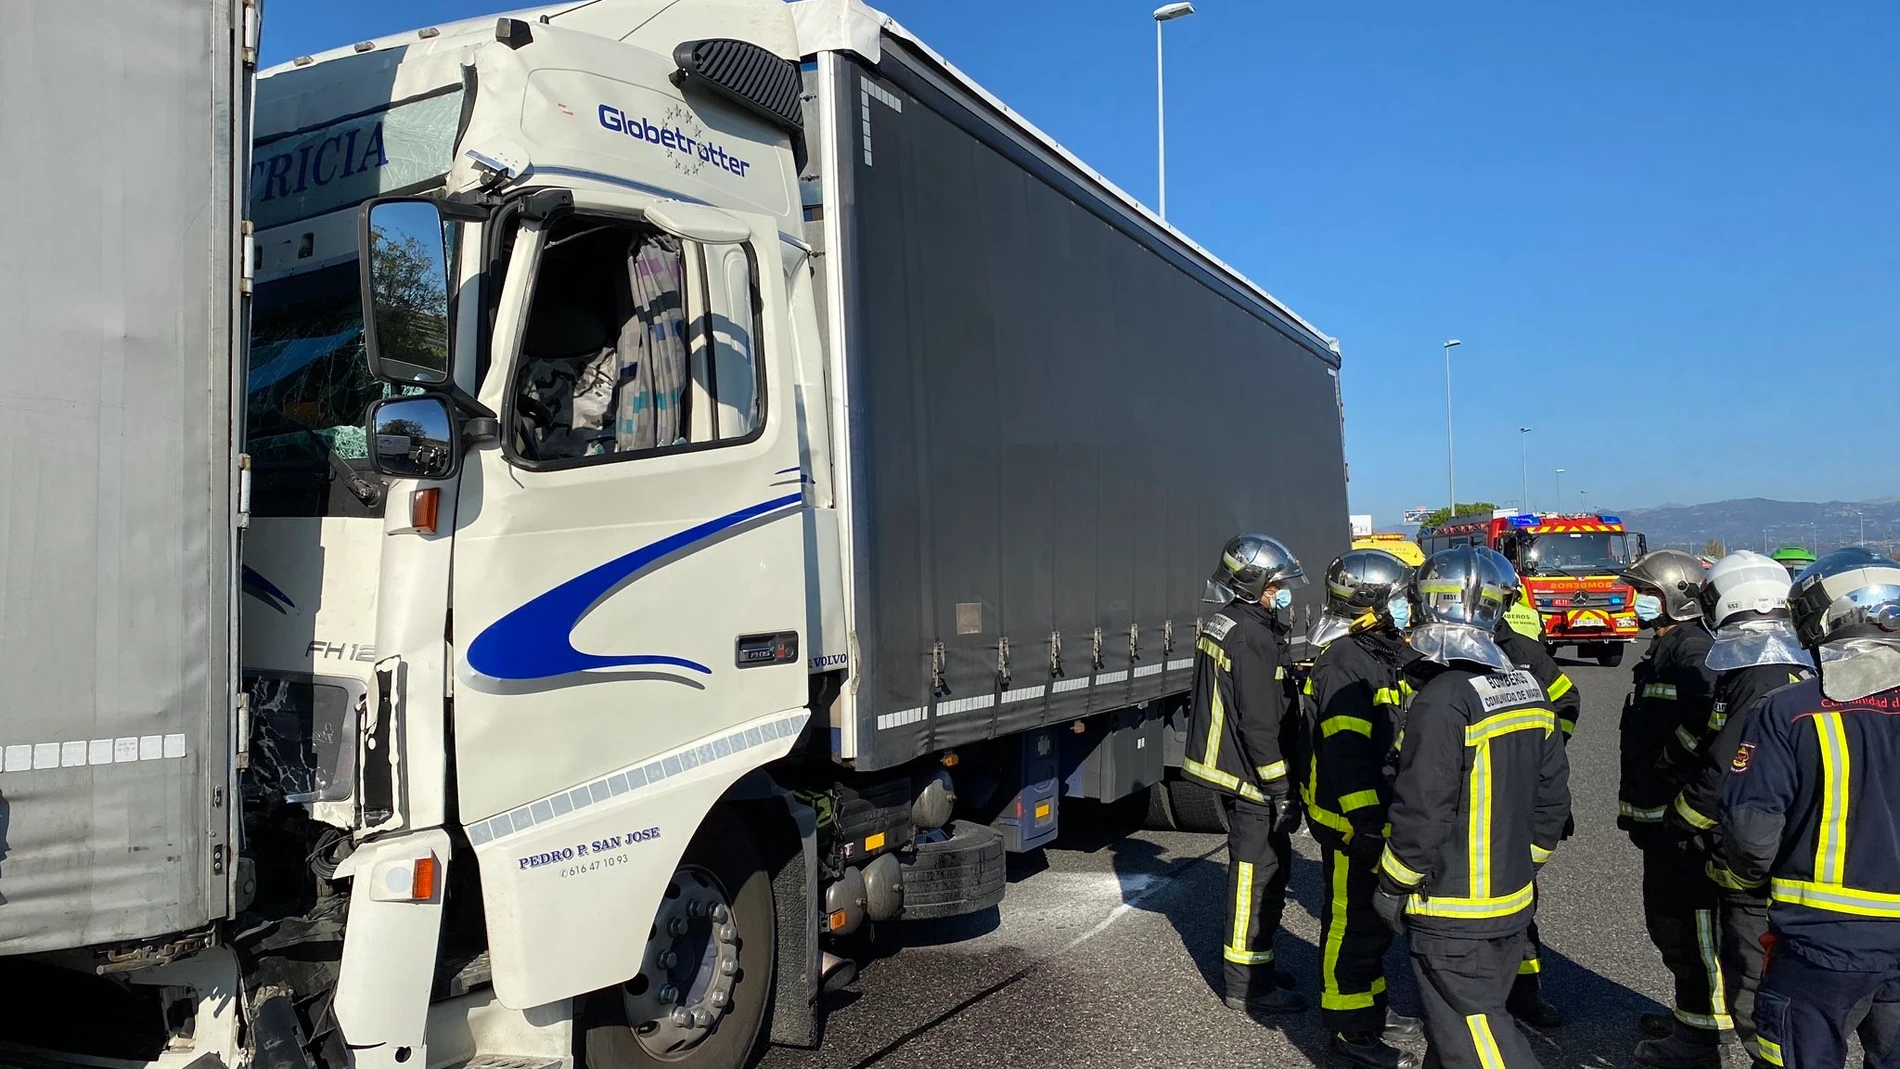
1346 826 1386 867
1373 874 1409 933
1561 814 1576 841
1265 788 1303 835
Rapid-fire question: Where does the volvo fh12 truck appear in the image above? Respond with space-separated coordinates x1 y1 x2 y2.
0 2 1350 1067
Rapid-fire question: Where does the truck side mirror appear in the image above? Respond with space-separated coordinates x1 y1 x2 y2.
360 198 452 386
1635 533 1649 556
366 395 462 480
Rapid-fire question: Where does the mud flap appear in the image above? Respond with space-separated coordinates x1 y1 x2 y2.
726 773 823 1049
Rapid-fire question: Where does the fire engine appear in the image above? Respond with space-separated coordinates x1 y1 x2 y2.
1416 511 1647 666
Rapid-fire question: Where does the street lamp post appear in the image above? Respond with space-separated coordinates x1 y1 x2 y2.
1152 3 1195 221
1580 489 1589 513
1554 468 1565 509
1518 427 1532 513
1443 339 1462 515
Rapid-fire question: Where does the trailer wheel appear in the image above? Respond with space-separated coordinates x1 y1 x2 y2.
1141 781 1179 831
584 808 774 1069
1596 643 1625 668
1166 778 1230 835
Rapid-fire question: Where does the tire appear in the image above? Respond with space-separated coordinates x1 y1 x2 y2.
1596 643 1626 668
583 808 775 1069
1167 777 1230 835
1544 642 1561 659
901 820 1006 921
1141 780 1179 831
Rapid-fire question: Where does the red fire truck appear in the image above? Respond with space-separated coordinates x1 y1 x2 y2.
1416 511 1647 666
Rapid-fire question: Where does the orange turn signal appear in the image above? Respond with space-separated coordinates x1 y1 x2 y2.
410 489 441 534
411 855 438 901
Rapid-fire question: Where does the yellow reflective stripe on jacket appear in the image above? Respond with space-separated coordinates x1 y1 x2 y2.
1643 682 1678 700
1814 712 1850 886
1339 789 1381 813
1558 718 1577 737
1530 843 1554 865
1321 716 1373 738
1407 880 1535 919
1303 678 1316 696
1709 709 1729 732
1307 800 1353 835
1675 725 1701 751
1380 845 1426 888
1770 879 1900 918
1182 758 1267 803
1707 861 1765 892
1758 1039 1784 1067
1373 686 1404 708
1197 635 1232 671
1465 708 1556 744
1547 674 1573 702
1257 761 1288 782
1620 801 1667 822
1469 741 1494 897
1673 793 1717 831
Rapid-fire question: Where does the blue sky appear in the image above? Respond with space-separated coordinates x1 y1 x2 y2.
263 1 1898 523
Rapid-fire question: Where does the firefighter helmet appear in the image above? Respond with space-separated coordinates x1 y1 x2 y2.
1619 550 1706 623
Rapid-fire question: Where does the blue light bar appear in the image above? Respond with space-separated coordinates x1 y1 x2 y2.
1601 515 1622 525
1510 514 1538 527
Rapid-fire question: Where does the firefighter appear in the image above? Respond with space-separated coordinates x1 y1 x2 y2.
1374 546 1572 1069
1664 550 1816 1067
1481 547 1577 1030
1722 548 1900 1069
1302 549 1425 1069
1616 549 1725 1066
1184 533 1309 1013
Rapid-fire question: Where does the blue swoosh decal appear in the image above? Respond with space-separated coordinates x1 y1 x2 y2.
466 493 803 681
242 565 296 614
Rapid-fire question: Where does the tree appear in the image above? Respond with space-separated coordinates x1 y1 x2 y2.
1418 501 1501 528
1704 537 1727 559
367 225 450 374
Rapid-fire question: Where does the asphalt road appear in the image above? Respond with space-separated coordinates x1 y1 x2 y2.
760 637 1763 1069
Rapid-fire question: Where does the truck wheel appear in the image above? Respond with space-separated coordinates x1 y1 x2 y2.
584 809 774 1069
1596 644 1625 668
1166 778 1230 835
1141 781 1179 831
900 820 1006 920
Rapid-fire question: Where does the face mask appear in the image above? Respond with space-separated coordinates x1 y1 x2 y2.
1271 587 1294 611
1634 594 1664 622
1387 596 1412 631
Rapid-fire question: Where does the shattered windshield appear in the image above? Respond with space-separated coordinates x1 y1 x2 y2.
246 261 392 517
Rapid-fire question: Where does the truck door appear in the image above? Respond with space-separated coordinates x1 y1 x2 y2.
448 190 810 830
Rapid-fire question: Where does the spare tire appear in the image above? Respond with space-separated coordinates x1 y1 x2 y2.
899 820 1005 921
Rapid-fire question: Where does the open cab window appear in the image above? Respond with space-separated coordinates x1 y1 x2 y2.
506 213 762 469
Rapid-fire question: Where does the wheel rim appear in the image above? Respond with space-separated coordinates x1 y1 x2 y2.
621 866 743 1059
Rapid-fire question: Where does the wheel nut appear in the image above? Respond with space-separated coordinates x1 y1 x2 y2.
720 958 737 976
658 984 679 1003
710 991 728 1008
711 904 731 923
669 917 690 937
670 1008 693 1026
692 1008 714 1028
717 924 737 942
659 951 678 969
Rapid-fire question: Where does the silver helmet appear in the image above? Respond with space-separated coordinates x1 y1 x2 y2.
1790 548 1900 702
1309 549 1411 645
1789 548 1900 649
1701 551 1810 672
1206 533 1306 604
1475 546 1523 611
1408 545 1512 671
1619 549 1706 623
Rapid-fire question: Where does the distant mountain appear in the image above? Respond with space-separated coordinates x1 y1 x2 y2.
1613 497 1900 557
